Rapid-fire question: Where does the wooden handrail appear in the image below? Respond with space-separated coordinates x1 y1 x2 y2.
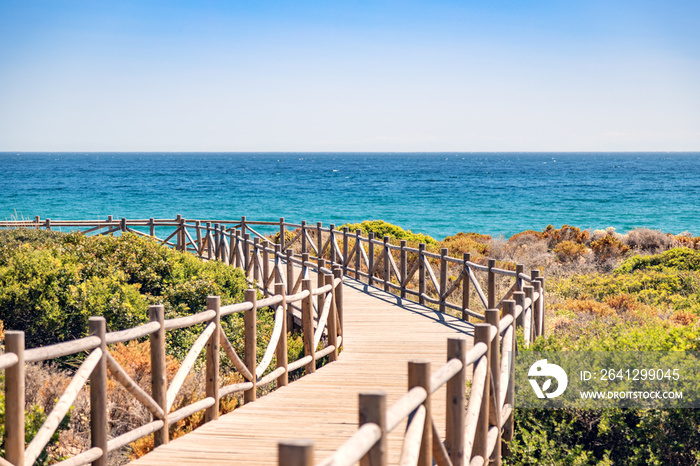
1 217 347 466
1 215 544 466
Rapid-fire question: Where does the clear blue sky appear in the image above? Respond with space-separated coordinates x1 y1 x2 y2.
1 0 698 151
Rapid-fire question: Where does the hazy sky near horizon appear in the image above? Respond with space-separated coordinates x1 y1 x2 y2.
1 1 699 152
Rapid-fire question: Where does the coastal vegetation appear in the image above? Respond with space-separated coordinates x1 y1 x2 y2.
0 230 304 463
2 222 700 463
325 220 700 463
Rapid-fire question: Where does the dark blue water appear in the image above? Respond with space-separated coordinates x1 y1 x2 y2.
2 152 699 239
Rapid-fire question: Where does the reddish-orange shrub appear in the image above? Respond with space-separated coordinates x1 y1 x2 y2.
590 235 630 261
553 241 587 263
565 299 615 317
437 232 491 256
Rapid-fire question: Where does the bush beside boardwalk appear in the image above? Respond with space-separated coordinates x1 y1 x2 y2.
2 223 700 464
0 231 305 463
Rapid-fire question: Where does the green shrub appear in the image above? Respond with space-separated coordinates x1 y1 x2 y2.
340 220 437 245
513 244 700 464
616 247 700 273
556 269 700 314
0 231 248 350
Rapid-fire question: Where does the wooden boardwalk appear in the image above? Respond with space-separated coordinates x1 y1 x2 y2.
131 277 474 465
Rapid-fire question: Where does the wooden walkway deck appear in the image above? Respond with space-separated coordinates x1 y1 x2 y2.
131 277 474 465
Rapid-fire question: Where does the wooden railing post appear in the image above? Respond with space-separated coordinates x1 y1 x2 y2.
214 223 221 257
149 217 155 237
240 215 247 237
213 223 220 259
244 289 258 403
253 237 262 285
120 217 127 233
279 439 314 466
205 296 221 422
301 252 310 280
263 241 270 295
45 218 51 231
275 283 289 387
214 224 222 258
359 391 387 466
502 300 516 449
523 285 535 345
333 267 344 343
219 224 227 262
317 258 326 289
418 243 426 305
355 229 362 280
439 248 448 313
176 214 183 251
195 220 202 253
302 279 316 374
515 264 524 292
35 215 40 228
244 234 251 277
383 236 390 292
301 221 307 254
329 224 336 265
532 279 542 339
325 273 338 362
462 253 471 322
228 228 236 265
342 227 349 275
149 304 169 446
400 240 408 299
446 337 467 466
368 232 375 287
316 222 323 261
89 317 108 466
408 360 432 466
286 250 294 297
5 330 26 466
279 217 286 251
233 229 241 268
532 273 541 328
472 323 491 462
487 259 496 309
537 276 546 337
485 309 501 465
513 291 525 329
274 244 283 284
318 266 327 324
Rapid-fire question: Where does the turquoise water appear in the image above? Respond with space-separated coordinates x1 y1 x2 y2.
2 152 700 239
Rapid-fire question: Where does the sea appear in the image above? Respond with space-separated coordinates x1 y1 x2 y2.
2 152 700 239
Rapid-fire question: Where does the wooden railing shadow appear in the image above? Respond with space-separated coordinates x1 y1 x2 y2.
0 216 545 466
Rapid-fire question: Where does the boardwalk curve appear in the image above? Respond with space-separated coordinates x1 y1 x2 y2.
131 278 474 465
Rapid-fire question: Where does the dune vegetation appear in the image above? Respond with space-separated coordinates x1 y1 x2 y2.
340 220 700 464
0 230 305 463
2 222 700 464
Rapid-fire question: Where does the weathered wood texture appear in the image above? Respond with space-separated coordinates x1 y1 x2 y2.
130 276 474 465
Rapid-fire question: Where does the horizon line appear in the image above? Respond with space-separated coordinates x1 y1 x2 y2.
2 150 700 154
